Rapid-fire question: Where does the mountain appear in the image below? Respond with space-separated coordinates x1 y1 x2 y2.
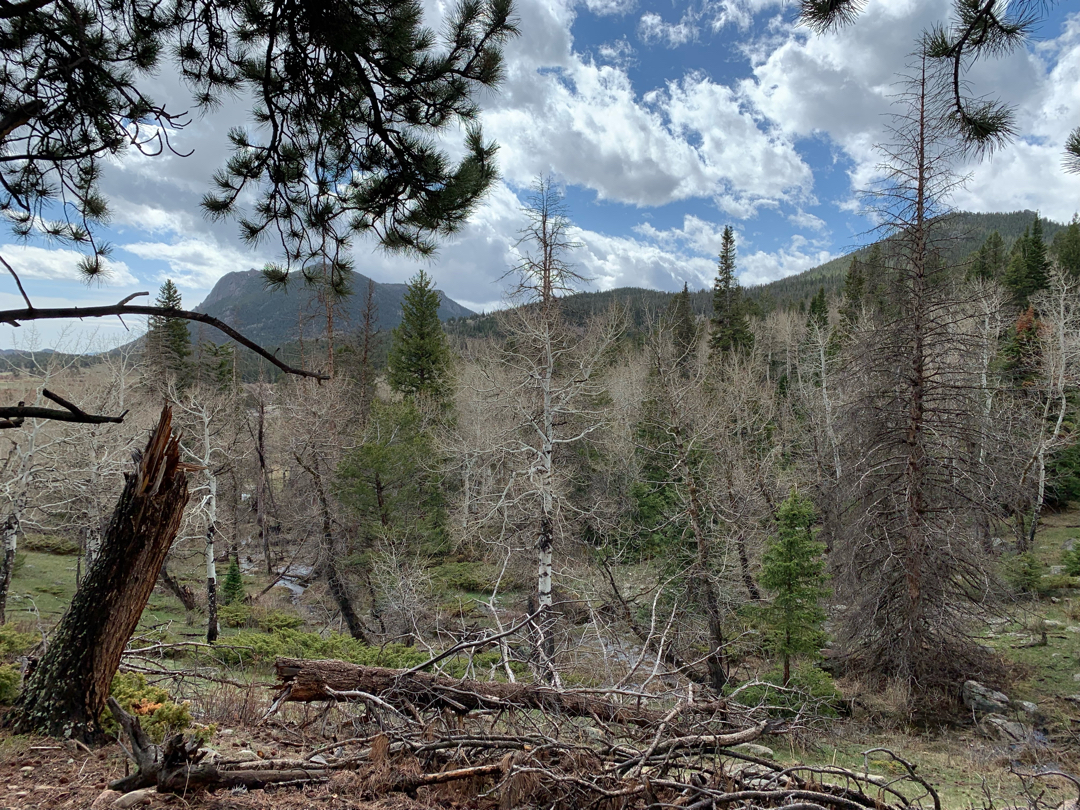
192 269 475 347
446 210 1069 339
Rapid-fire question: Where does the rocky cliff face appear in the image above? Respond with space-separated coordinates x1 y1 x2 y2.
192 269 474 346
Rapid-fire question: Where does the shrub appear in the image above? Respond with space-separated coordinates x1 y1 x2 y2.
104 672 214 744
252 607 304 633
218 603 252 628
22 533 80 555
730 664 843 719
0 664 20 704
1002 552 1044 595
0 625 36 659
1063 545 1080 577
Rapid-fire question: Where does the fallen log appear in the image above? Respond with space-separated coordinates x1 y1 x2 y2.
273 657 737 730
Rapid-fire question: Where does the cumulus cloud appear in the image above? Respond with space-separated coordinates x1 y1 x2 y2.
119 239 270 292
1 245 138 285
584 0 636 16
638 11 697 47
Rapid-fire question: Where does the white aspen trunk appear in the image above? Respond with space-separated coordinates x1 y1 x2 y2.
818 333 841 482
205 471 219 643
537 321 555 615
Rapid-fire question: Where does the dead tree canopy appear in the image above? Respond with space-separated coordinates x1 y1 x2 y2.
7 406 193 741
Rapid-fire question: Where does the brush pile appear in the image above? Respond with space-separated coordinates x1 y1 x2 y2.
107 656 943 809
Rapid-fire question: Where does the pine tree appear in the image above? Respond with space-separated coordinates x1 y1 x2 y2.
387 269 453 402
839 255 865 324
1053 214 1080 276
666 282 698 368
1005 217 1050 307
760 490 829 686
807 287 828 331
146 280 192 388
709 226 752 357
968 231 1006 282
221 558 245 606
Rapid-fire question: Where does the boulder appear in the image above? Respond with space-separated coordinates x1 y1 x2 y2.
982 714 1029 743
963 680 1010 715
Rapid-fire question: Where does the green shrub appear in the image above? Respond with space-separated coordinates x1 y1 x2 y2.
104 672 212 744
0 664 20 704
253 607 304 633
428 561 500 594
22 533 80 555
218 603 251 628
730 664 843 719
0 625 36 659
1063 545 1080 577
1002 552 1044 595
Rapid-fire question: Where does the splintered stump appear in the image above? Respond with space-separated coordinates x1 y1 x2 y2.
8 407 193 741
272 657 745 732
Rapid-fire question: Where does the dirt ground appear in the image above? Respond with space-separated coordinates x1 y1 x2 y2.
0 738 444 810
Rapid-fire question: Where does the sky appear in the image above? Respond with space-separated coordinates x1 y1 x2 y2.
3 0 1080 349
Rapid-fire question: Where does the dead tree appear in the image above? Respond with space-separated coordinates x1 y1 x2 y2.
7 406 193 740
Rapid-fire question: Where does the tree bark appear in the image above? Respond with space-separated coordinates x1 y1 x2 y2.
7 406 191 741
273 658 733 729
0 511 17 624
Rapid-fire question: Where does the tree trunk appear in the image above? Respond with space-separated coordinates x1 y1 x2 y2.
0 511 17 624
159 562 197 612
205 473 219 644
7 406 191 741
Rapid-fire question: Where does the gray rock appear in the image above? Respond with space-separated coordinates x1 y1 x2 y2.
1066 626 1080 633
982 714 1029 742
1016 700 1039 717
963 680 1010 714
731 743 775 760
1044 620 1065 629
113 788 155 809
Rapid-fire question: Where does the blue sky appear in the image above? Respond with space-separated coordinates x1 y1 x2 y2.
3 0 1080 348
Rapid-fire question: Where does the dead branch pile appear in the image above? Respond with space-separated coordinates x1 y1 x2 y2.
108 659 942 809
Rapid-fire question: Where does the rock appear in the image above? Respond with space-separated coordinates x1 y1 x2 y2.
982 714 1029 742
1056 799 1078 810
1016 700 1040 717
1052 597 1062 604
1044 620 1065 629
308 754 330 766
1066 626 1080 633
235 749 259 760
962 680 1010 714
19 766 34 775
113 787 156 808
731 743 775 760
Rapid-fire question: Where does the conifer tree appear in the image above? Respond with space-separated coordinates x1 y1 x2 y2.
807 287 828 331
1053 215 1080 276
221 558 245 606
760 490 828 686
387 269 453 402
1005 217 1050 307
146 280 192 388
666 282 698 368
839 255 866 324
709 226 752 357
968 231 1007 282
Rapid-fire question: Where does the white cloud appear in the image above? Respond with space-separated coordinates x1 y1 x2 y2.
119 239 268 293
584 0 635 16
638 11 697 47
0 245 138 285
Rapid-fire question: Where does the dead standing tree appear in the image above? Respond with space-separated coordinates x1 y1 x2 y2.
7 406 194 740
831 55 1005 700
470 177 620 673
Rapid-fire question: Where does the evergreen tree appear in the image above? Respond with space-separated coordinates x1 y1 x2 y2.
146 280 192 387
221 558 245 606
759 490 829 686
709 226 752 357
968 231 1006 282
666 282 698 368
839 255 865 324
387 269 453 402
1004 216 1050 306
1052 214 1080 276
199 342 235 393
807 286 828 331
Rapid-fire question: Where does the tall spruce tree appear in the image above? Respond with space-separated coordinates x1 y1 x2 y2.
1005 216 1050 306
146 280 192 388
968 230 1007 282
387 269 453 402
1052 214 1080 276
760 490 828 686
709 226 752 357
839 255 866 324
807 287 828 331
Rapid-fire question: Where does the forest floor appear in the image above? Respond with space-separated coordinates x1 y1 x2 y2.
4 514 1080 808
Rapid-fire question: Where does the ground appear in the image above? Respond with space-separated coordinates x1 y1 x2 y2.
4 512 1080 808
